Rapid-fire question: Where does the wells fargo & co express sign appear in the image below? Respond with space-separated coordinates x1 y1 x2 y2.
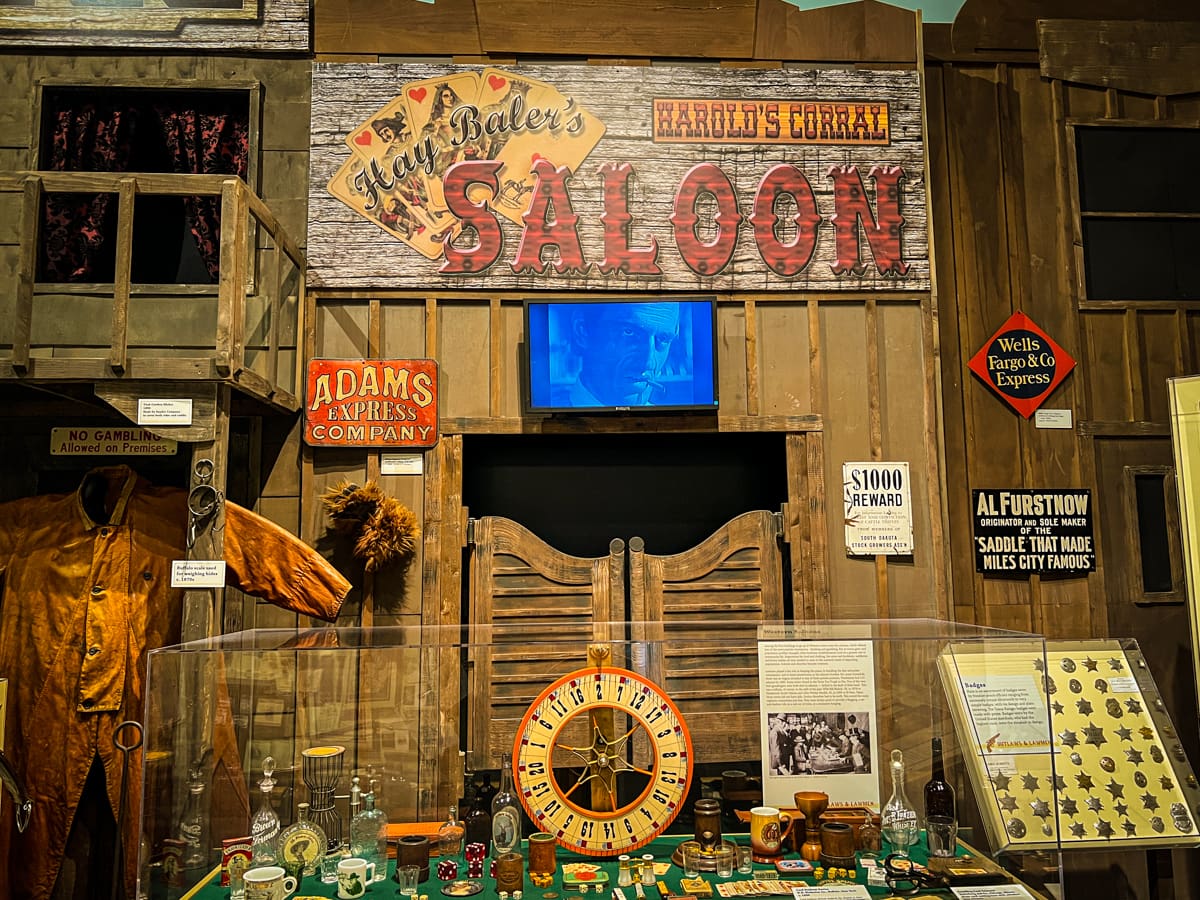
309 64 927 291
304 359 438 448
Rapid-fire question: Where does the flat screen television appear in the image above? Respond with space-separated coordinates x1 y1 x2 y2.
524 297 719 413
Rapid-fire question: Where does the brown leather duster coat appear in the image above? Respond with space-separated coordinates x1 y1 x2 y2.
0 466 350 900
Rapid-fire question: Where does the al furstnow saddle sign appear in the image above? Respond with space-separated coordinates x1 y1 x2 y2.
309 64 929 291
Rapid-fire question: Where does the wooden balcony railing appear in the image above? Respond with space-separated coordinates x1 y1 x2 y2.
0 171 305 412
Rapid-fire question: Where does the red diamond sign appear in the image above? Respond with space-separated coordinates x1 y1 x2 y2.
968 312 1075 419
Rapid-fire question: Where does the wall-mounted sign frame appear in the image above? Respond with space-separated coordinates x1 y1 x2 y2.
968 311 1075 418
309 63 929 291
304 359 439 448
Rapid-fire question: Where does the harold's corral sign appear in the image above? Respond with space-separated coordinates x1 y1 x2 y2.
304 359 438 448
309 64 927 290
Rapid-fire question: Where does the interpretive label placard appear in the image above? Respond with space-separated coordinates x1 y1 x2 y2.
137 398 193 425
170 560 227 588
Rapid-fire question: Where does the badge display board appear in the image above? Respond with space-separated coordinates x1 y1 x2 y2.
938 639 1200 851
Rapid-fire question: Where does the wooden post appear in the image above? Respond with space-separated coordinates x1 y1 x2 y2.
180 385 232 642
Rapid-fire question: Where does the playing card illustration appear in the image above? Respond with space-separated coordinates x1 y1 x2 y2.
327 155 459 260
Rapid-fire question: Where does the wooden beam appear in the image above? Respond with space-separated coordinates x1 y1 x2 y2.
11 175 41 374
109 176 136 373
1039 19 1200 96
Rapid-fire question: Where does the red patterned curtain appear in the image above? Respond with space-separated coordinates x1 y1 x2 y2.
41 103 137 281
156 105 249 280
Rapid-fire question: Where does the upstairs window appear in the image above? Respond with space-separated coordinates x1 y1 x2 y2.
1076 127 1200 301
37 87 250 285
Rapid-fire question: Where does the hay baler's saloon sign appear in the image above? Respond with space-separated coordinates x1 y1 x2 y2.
305 360 438 448
310 65 928 291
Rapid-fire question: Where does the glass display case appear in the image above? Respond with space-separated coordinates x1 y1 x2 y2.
137 619 1069 899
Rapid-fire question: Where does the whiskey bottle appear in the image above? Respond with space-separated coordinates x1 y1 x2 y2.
880 748 918 854
438 804 465 857
278 802 327 877
249 756 281 866
491 752 521 855
923 737 956 821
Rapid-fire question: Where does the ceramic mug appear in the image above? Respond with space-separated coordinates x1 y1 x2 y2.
749 805 793 857
243 865 298 900
337 857 377 899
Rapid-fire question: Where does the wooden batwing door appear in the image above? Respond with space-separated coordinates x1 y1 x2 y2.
629 510 784 766
467 510 785 771
467 516 625 770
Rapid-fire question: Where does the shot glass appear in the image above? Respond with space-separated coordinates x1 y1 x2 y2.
398 864 421 896
736 844 753 875
715 846 734 878
682 842 700 879
925 815 958 858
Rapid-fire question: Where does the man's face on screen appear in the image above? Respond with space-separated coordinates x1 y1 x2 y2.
579 303 680 405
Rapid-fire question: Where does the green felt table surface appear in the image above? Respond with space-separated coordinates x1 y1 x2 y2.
180 832 967 900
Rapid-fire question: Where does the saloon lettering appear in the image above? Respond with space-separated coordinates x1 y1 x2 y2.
439 158 908 278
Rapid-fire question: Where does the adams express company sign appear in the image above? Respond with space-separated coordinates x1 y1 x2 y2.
309 64 928 291
304 360 438 448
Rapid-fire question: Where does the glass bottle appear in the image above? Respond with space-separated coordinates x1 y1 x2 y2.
178 762 210 872
438 804 465 857
880 748 919 855
491 752 521 855
350 791 388 882
249 756 281 866
464 786 493 854
923 737 956 821
278 802 328 877
349 775 363 821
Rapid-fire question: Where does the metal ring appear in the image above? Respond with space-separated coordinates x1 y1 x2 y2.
187 483 220 518
193 458 215 484
113 720 143 753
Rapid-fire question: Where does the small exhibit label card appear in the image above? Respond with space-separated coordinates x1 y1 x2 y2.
1034 408 1072 429
171 560 226 588
381 452 424 475
138 398 193 425
951 886 1036 899
792 886 870 899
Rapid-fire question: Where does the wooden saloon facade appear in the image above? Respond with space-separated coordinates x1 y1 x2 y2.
0 0 1199 898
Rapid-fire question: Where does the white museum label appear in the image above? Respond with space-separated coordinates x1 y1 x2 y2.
137 398 193 425
170 560 226 588
380 452 424 475
1034 408 1073 429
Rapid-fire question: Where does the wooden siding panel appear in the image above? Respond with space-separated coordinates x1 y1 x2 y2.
759 302 812 416
755 0 918 63
475 0 755 59
878 302 938 618
314 0 481 57
819 302 875 618
438 303 491 420
1083 311 1131 422
942 65 1027 621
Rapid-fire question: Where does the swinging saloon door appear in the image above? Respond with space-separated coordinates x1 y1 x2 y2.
468 510 785 771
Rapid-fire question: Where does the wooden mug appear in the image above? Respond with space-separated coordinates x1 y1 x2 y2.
749 805 793 858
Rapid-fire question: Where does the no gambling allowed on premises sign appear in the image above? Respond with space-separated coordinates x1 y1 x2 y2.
968 311 1075 418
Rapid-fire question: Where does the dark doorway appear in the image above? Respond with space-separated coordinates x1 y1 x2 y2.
462 432 789 558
